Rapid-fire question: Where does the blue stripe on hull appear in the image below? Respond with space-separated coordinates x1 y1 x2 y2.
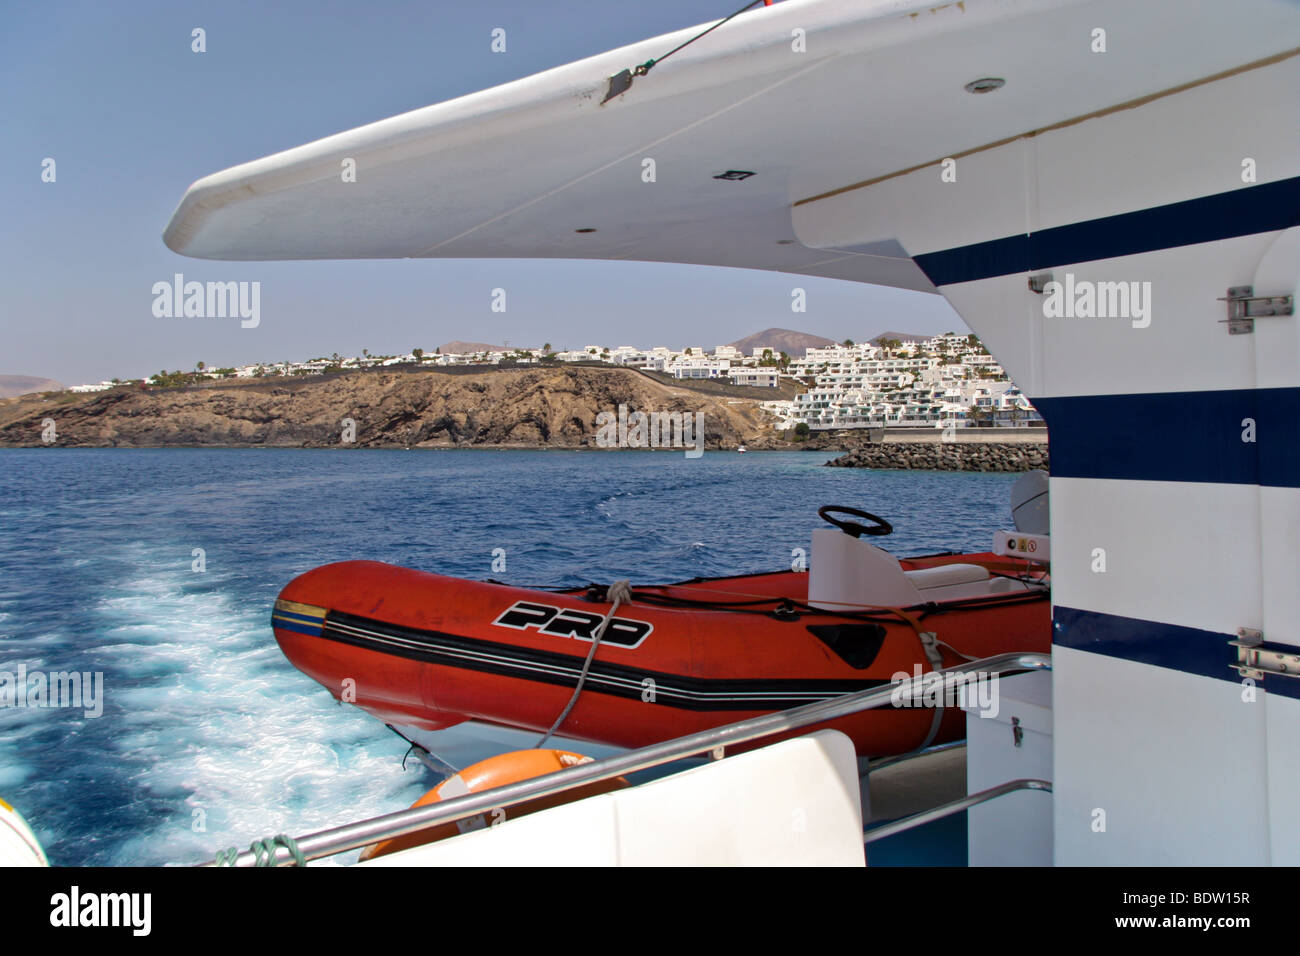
913 175 1300 287
274 609 325 627
1033 388 1300 487
1053 605 1300 700
272 616 323 637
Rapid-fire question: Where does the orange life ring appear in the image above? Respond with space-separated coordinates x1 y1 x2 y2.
360 749 627 860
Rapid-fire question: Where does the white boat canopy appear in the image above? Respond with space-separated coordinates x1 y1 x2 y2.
164 0 1294 292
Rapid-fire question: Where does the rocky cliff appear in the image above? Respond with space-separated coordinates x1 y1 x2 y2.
0 366 785 449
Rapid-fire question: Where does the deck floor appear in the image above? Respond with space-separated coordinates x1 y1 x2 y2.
865 747 969 866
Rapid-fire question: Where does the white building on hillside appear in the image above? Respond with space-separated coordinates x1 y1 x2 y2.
728 368 780 387
774 335 1039 431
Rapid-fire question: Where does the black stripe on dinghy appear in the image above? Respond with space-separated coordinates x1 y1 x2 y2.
310 610 892 711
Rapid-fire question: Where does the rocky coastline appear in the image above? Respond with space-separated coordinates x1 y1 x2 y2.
0 365 1050 471
0 365 784 450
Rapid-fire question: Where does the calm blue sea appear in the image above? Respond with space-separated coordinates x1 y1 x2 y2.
0 448 1018 866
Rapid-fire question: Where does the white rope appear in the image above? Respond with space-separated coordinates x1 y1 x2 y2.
536 580 633 748
865 630 982 772
915 632 947 753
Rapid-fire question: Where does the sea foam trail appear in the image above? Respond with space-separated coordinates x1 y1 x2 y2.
87 553 430 866
0 539 429 866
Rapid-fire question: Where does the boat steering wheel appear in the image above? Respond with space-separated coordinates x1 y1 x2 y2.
818 505 893 538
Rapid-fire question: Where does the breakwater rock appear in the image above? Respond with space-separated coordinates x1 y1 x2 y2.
825 441 1048 472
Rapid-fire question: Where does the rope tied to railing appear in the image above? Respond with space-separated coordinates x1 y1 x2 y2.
214 833 306 868
536 579 633 748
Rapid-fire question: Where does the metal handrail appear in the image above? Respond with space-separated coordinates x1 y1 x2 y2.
200 650 1050 866
863 777 1051 844
866 739 966 773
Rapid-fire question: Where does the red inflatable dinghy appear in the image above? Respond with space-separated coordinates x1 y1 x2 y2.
272 507 1049 757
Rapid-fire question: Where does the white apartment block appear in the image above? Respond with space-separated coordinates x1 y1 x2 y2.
775 335 1039 431
728 368 780 388
668 356 731 380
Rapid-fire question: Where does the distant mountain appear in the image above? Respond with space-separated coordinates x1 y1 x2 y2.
725 328 836 358
0 375 64 399
868 330 932 345
437 341 530 355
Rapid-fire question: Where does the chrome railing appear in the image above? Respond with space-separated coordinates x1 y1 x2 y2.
199 650 1050 866
866 738 966 773
863 777 1051 844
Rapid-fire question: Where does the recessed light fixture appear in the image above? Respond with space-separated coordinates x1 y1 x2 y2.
714 170 756 181
964 77 1005 94
575 227 597 233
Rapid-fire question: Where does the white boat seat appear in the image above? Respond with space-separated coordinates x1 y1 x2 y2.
902 563 990 590
810 529 1029 609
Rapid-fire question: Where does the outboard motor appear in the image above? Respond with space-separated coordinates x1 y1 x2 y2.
1010 469 1049 534
994 469 1050 562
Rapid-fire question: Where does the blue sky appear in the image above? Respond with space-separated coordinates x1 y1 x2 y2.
2 0 965 385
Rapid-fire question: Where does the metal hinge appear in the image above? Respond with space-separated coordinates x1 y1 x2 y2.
1230 628 1300 680
1218 286 1293 334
